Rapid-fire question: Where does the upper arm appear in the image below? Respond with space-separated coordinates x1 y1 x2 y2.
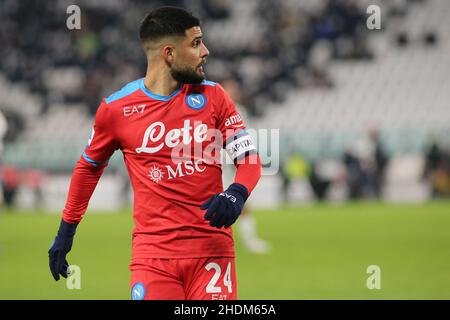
83 100 120 167
214 84 258 164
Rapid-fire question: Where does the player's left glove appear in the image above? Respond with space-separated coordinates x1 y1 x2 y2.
48 219 78 281
201 183 248 229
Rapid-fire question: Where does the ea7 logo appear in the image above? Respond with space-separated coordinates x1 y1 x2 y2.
224 114 243 128
123 104 146 117
220 192 237 203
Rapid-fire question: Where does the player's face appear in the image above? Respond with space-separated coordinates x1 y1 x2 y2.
170 26 209 84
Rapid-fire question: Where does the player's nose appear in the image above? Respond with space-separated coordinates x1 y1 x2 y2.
200 42 209 58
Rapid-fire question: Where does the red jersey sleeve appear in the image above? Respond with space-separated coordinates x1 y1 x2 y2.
213 84 261 194
62 100 120 224
214 84 257 163
83 99 120 166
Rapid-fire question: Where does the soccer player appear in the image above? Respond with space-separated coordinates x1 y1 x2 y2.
48 7 262 300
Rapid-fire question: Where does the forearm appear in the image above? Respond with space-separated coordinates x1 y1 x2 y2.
202 154 261 229
233 153 262 195
62 156 106 224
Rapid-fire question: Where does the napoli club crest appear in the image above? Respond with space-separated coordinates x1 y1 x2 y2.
186 93 207 110
131 282 146 300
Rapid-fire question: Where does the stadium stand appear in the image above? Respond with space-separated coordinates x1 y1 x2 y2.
0 0 449 205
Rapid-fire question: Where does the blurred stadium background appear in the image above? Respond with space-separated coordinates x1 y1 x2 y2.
1 0 450 299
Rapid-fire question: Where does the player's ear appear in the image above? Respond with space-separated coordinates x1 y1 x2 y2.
162 45 175 65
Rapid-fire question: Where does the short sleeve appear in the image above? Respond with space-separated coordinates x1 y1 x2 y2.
214 84 257 163
82 99 120 167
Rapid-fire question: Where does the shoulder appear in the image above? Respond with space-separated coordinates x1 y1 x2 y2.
188 80 220 94
199 80 218 88
188 80 231 103
104 78 143 105
95 79 142 122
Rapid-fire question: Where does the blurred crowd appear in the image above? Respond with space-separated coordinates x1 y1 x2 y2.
423 140 450 198
0 109 45 208
280 128 388 202
280 130 450 202
0 0 373 118
1 0 448 208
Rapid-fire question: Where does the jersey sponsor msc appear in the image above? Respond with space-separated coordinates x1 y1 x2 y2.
82 78 256 259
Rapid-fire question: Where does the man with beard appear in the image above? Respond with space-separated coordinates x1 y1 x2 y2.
48 7 262 300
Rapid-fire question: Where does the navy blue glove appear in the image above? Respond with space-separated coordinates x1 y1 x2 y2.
201 183 249 229
48 219 78 281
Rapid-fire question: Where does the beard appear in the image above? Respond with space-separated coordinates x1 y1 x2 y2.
170 65 205 84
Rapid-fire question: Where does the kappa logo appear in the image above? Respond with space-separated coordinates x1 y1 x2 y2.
186 93 207 110
224 114 244 128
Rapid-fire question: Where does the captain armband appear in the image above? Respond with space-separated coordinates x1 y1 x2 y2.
225 130 257 162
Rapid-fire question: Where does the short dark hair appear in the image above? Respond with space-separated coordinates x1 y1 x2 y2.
139 7 200 43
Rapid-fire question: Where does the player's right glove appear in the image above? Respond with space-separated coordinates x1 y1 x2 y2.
48 219 78 281
201 183 249 229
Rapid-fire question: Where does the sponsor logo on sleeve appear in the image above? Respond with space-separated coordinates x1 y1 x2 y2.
224 114 244 128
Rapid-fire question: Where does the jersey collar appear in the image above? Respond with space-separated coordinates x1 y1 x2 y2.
139 78 183 102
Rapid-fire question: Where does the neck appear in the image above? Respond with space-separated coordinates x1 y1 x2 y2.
143 60 181 96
